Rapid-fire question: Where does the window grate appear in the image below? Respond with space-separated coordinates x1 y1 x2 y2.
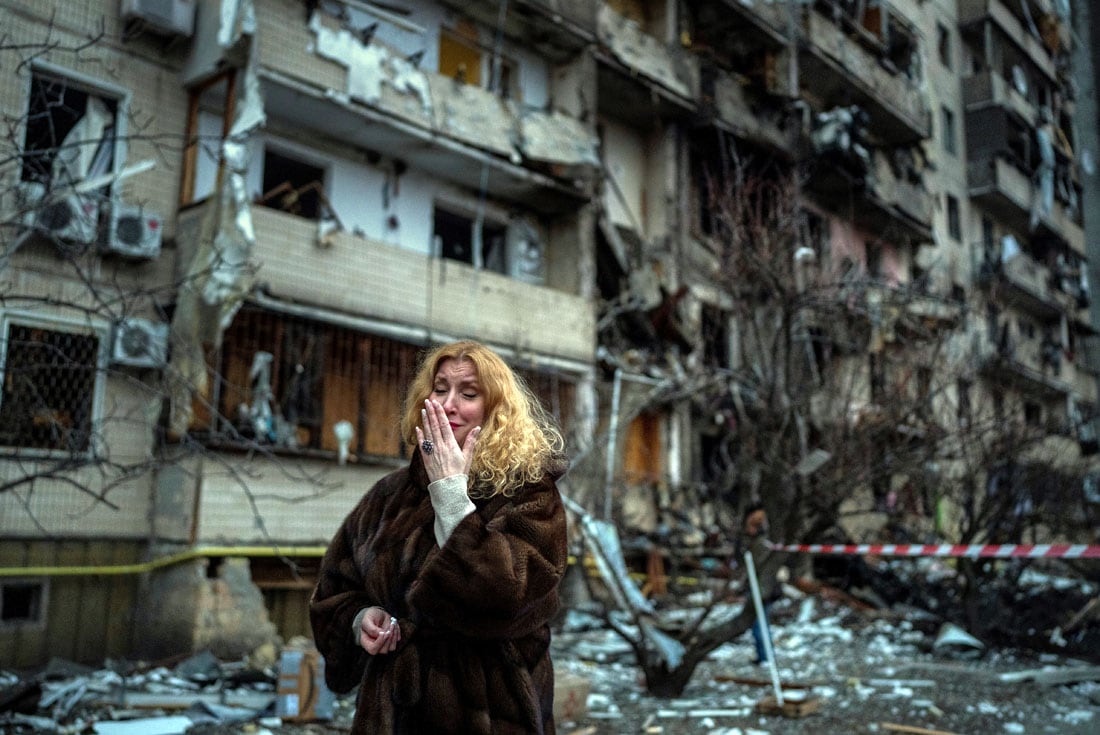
0 324 99 452
207 309 578 461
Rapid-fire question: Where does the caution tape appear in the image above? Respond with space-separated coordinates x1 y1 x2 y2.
768 543 1100 559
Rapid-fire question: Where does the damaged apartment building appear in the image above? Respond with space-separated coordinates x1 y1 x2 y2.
0 0 1097 669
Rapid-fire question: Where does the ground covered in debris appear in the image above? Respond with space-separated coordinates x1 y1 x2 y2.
5 586 1099 735
552 598 1100 734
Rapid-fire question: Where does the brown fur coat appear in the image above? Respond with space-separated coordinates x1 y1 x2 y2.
310 453 568 734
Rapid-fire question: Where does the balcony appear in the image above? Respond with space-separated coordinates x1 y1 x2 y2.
976 331 1072 399
806 147 933 244
703 64 796 155
176 204 597 365
963 71 1038 127
958 0 1059 82
968 155 1085 255
237 6 599 215
978 247 1072 321
595 4 699 123
435 0 597 62
799 8 930 144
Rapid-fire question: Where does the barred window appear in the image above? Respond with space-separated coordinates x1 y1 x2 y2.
209 309 419 459
0 322 101 452
204 309 578 460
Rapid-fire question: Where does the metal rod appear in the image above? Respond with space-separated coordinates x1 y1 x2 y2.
744 550 783 705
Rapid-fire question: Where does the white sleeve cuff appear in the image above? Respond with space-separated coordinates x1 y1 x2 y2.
352 607 368 642
427 474 476 546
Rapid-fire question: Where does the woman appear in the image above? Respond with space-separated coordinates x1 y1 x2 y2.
310 340 568 734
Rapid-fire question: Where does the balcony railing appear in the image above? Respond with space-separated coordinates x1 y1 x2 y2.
800 8 930 144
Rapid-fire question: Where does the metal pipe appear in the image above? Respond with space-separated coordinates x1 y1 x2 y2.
744 550 783 705
603 367 623 520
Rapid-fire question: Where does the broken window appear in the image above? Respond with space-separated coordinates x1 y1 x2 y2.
1024 401 1042 427
432 204 508 273
0 319 102 453
258 148 326 220
21 70 119 187
0 581 45 626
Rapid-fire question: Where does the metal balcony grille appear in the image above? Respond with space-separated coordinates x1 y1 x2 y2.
0 323 100 452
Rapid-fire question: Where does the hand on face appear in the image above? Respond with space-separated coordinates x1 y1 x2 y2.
416 358 484 483
417 398 481 483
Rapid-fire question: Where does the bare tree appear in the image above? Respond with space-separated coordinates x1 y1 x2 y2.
580 142 1097 694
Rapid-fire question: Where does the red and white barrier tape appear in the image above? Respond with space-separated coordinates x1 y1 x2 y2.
768 543 1100 559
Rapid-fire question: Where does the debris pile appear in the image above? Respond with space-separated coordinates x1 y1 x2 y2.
0 643 348 735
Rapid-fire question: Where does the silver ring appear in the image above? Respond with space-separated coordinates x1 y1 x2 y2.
421 439 434 454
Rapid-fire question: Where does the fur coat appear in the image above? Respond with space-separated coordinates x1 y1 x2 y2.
310 452 568 734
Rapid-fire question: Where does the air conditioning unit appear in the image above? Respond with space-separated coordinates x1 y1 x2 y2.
505 219 545 284
101 202 162 260
120 0 196 38
111 317 169 369
15 181 99 248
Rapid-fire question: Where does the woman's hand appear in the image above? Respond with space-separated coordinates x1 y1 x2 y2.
416 399 480 483
356 606 401 655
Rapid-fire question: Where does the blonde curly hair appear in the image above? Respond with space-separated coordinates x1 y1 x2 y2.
400 341 564 498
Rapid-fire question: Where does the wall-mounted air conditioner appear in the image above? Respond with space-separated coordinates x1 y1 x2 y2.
120 0 196 38
505 218 545 285
111 317 170 369
101 202 162 260
15 181 99 249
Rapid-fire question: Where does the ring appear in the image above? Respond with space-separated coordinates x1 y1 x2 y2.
421 440 434 454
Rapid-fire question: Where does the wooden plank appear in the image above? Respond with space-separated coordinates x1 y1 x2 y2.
755 693 822 718
881 723 961 735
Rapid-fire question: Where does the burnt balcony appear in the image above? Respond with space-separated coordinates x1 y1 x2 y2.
799 6 930 144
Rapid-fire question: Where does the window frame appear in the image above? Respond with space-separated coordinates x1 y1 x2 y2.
431 199 510 273
21 61 130 191
0 310 110 459
0 578 49 630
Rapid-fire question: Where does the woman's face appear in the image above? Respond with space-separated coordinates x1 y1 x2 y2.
430 357 486 447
